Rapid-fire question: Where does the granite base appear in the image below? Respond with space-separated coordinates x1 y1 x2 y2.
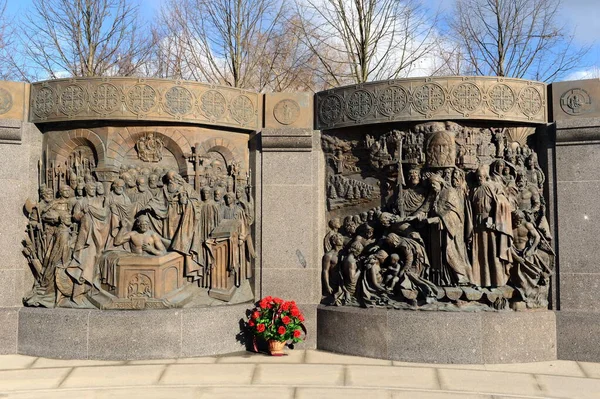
556 311 600 362
17 304 250 360
317 306 557 364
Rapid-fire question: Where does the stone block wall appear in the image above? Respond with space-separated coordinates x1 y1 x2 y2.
0 81 44 354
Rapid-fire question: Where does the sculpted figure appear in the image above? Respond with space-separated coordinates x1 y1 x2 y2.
402 167 428 216
130 176 154 215
358 250 389 307
323 218 342 252
148 174 161 197
509 211 553 307
195 187 220 278
322 233 344 297
384 230 437 303
106 179 133 249
121 172 137 199
341 241 363 301
471 165 513 287
68 182 110 302
427 174 473 286
114 215 167 256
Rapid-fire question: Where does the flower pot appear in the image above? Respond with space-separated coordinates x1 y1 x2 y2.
268 339 286 356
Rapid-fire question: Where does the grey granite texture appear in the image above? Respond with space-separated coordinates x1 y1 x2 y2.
18 307 91 359
0 308 18 354
317 306 557 364
88 310 182 360
17 305 253 360
557 273 600 312
556 311 600 361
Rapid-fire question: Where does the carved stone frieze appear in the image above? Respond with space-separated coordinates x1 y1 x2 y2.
29 77 261 130
0 87 13 115
315 77 548 129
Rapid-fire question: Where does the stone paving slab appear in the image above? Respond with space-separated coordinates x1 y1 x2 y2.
0 350 598 398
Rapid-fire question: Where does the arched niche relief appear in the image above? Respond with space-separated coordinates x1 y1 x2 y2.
105 127 193 179
45 129 106 194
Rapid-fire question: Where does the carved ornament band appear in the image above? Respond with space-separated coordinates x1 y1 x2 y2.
315 76 547 130
29 77 261 131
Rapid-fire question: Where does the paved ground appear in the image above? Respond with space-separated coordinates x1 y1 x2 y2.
0 350 599 398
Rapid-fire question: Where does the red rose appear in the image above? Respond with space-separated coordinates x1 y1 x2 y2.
281 302 290 311
293 329 301 338
290 308 300 317
282 316 291 325
248 320 255 327
274 297 283 305
277 326 286 335
252 311 260 320
265 296 273 302
257 324 265 333
298 314 305 322
259 300 268 309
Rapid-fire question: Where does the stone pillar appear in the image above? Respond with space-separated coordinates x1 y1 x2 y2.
0 81 43 354
550 79 600 361
257 93 324 348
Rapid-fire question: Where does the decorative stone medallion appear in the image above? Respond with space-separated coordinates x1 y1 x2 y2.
89 83 120 115
58 85 87 116
164 86 193 116
560 88 592 115
488 84 515 114
450 82 482 114
378 86 408 116
33 86 55 118
201 90 227 119
0 88 13 115
319 94 344 125
125 84 157 114
273 99 300 125
412 83 446 115
230 95 254 124
346 89 374 121
518 86 543 117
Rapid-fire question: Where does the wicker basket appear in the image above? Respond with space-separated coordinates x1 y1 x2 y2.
268 339 286 356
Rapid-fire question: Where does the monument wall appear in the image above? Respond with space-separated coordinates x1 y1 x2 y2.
0 74 598 362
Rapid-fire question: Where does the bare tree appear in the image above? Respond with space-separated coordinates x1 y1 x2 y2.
294 0 439 87
449 0 589 81
0 0 24 80
19 0 153 80
158 0 313 91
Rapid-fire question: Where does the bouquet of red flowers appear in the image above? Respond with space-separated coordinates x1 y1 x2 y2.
247 296 306 353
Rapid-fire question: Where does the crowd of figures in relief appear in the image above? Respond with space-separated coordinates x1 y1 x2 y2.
321 121 554 311
22 135 255 309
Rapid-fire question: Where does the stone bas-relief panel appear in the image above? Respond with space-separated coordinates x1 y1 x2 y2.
22 127 255 310
29 77 260 130
321 121 554 311
315 77 547 130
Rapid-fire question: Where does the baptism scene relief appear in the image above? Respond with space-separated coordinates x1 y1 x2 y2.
22 127 255 310
321 121 554 311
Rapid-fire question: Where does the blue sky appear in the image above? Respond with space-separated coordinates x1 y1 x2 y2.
6 0 599 82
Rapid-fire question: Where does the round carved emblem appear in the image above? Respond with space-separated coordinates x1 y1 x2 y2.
230 95 255 124
164 86 193 116
450 82 482 114
378 86 408 116
487 84 515 114
0 88 13 115
273 99 300 125
319 94 343 125
346 89 374 121
89 83 120 115
125 84 157 114
412 83 446 114
560 88 592 115
518 86 543 117
58 85 87 116
201 90 227 119
33 86 55 118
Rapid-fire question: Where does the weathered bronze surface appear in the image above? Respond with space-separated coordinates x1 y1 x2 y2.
315 77 547 130
321 120 553 311
29 77 261 131
23 123 255 309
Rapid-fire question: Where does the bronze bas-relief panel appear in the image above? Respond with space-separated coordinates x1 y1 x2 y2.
29 78 261 131
321 121 553 312
315 77 547 130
